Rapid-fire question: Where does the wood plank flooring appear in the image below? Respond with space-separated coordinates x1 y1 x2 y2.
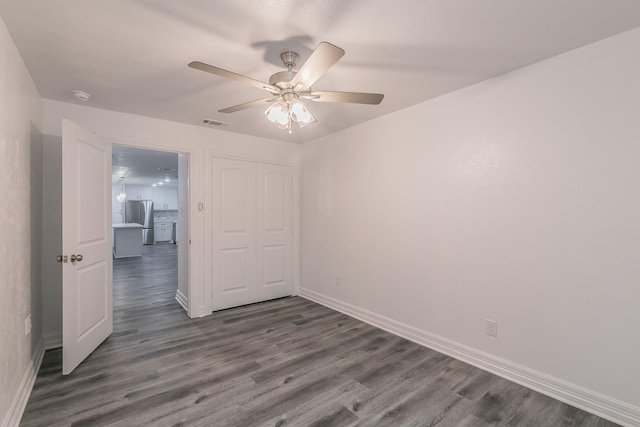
21 244 618 426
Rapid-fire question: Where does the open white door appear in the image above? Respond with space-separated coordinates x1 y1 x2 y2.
62 120 113 375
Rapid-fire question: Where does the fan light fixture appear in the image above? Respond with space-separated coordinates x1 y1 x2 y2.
265 98 316 133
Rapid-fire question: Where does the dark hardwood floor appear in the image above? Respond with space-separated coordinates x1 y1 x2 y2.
21 244 618 426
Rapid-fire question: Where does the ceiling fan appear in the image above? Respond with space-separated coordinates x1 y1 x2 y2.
188 42 384 133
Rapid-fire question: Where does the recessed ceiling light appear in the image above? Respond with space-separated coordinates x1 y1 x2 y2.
72 90 91 101
158 182 163 186
152 184 157 187
164 178 170 182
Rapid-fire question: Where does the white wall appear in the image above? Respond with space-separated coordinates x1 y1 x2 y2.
0 16 43 425
41 99 300 335
301 27 640 422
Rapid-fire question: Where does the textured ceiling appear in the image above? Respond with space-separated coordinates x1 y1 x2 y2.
112 146 179 187
2 0 640 143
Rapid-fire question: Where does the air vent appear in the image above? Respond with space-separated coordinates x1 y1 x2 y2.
202 119 229 127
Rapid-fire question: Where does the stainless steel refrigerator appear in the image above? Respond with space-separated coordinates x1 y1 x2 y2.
125 200 155 245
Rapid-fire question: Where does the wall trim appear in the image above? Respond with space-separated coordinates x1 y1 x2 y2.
175 289 188 312
2 339 45 427
299 288 640 427
43 332 62 350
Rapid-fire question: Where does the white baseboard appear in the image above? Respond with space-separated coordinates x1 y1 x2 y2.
175 289 188 312
300 288 640 427
2 339 45 427
43 332 62 350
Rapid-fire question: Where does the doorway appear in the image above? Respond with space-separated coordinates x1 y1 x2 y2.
111 145 189 314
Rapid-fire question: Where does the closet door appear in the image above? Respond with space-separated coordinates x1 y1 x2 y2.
211 158 256 310
256 163 293 302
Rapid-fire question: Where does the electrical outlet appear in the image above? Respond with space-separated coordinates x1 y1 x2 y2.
485 319 497 337
335 275 341 286
25 315 32 336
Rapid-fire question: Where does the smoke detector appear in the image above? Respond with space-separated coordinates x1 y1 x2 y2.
72 90 91 101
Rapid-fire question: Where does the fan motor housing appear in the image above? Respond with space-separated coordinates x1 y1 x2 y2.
269 51 300 88
280 51 299 68
269 70 297 88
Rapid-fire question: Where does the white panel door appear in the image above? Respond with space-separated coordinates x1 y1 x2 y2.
62 120 113 375
256 163 293 301
211 158 257 310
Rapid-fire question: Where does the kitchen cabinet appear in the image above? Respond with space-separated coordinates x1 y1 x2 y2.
112 223 143 258
126 184 153 201
155 222 174 242
152 187 178 210
165 188 178 210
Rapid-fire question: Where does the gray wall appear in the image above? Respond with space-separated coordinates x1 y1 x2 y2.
0 16 43 422
41 135 63 346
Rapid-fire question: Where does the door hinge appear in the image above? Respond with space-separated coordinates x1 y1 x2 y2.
56 255 68 263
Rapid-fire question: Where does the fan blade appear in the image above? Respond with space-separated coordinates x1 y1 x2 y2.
308 91 384 105
189 61 279 93
290 42 345 88
218 98 277 113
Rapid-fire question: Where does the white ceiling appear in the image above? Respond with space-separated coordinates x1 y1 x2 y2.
112 146 178 187
2 1 640 144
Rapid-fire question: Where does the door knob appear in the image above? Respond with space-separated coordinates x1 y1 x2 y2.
70 254 84 262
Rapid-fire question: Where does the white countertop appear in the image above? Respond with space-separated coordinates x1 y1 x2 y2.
113 223 143 229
